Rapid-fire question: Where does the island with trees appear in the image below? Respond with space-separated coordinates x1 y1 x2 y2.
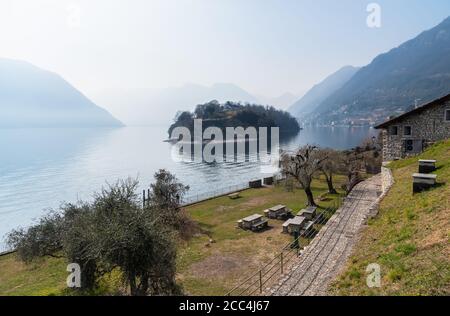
168 100 301 139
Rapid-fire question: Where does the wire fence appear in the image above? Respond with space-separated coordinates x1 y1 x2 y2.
179 174 286 206
225 199 342 296
181 182 250 206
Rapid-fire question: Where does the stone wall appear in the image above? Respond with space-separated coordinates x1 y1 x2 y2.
380 101 450 161
366 166 394 220
381 166 394 196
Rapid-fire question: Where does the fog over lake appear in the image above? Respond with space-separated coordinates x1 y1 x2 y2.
0 125 377 250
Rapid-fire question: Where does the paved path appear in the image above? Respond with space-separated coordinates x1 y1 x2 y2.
269 175 382 296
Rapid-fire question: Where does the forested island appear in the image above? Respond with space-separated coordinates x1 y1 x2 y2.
168 100 301 138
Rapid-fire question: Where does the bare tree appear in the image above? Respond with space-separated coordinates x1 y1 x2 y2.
281 145 328 207
339 149 365 194
317 148 340 194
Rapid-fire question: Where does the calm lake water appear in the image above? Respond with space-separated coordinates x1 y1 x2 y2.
0 125 377 250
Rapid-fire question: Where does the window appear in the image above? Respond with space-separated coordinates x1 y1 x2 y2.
389 126 398 136
445 109 450 122
404 126 412 136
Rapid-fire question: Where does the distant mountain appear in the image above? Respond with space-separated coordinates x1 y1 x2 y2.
310 16 450 125
0 59 123 128
288 66 359 118
119 83 260 126
257 92 298 109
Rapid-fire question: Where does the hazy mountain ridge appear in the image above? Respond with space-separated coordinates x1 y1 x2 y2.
257 92 299 109
0 59 123 128
117 83 263 126
288 66 360 118
308 16 450 125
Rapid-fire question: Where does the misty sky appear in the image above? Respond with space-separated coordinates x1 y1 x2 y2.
1 0 450 115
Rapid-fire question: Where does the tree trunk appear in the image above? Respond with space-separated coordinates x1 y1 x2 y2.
304 186 317 207
129 272 138 296
325 172 338 194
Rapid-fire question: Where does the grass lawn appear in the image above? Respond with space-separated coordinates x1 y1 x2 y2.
177 175 346 295
331 140 450 296
0 254 67 296
0 175 346 296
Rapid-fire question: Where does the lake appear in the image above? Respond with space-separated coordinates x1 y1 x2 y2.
0 125 377 250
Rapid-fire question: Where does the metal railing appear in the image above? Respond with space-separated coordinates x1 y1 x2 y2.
180 175 286 206
225 200 341 296
181 182 250 206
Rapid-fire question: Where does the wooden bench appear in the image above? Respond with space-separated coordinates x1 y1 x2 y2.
413 173 437 193
419 160 437 174
301 221 315 237
228 192 240 200
298 206 317 220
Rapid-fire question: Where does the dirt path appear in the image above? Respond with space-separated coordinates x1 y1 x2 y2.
269 175 382 296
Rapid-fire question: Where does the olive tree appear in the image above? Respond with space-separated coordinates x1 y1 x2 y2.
147 169 191 233
7 175 185 296
7 204 100 290
92 178 181 296
7 211 64 262
317 148 341 194
281 145 328 207
339 149 366 194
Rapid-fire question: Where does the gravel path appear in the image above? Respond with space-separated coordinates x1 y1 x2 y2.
269 175 382 296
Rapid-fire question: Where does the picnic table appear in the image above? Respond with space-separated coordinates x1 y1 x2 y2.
298 206 317 220
238 214 268 232
266 205 291 219
282 216 307 234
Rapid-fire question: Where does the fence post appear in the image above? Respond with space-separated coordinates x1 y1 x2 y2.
259 270 263 294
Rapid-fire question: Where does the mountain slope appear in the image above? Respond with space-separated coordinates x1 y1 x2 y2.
257 92 298 109
288 66 359 118
0 59 123 128
311 16 450 125
118 83 260 126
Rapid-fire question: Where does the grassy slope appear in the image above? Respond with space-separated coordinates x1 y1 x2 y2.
0 175 345 296
332 140 450 296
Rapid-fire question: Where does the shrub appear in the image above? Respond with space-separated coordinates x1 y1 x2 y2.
7 171 187 296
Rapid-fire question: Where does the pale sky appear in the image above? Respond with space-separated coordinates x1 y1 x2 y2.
1 0 450 114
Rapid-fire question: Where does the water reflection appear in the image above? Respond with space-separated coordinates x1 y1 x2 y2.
0 125 377 250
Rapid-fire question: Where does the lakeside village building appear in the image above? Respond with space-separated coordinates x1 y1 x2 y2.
375 93 450 161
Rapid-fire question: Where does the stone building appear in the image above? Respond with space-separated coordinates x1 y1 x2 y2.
375 94 450 161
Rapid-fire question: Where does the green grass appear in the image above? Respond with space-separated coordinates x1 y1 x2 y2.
0 254 67 296
0 174 346 296
178 175 346 295
331 139 450 296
